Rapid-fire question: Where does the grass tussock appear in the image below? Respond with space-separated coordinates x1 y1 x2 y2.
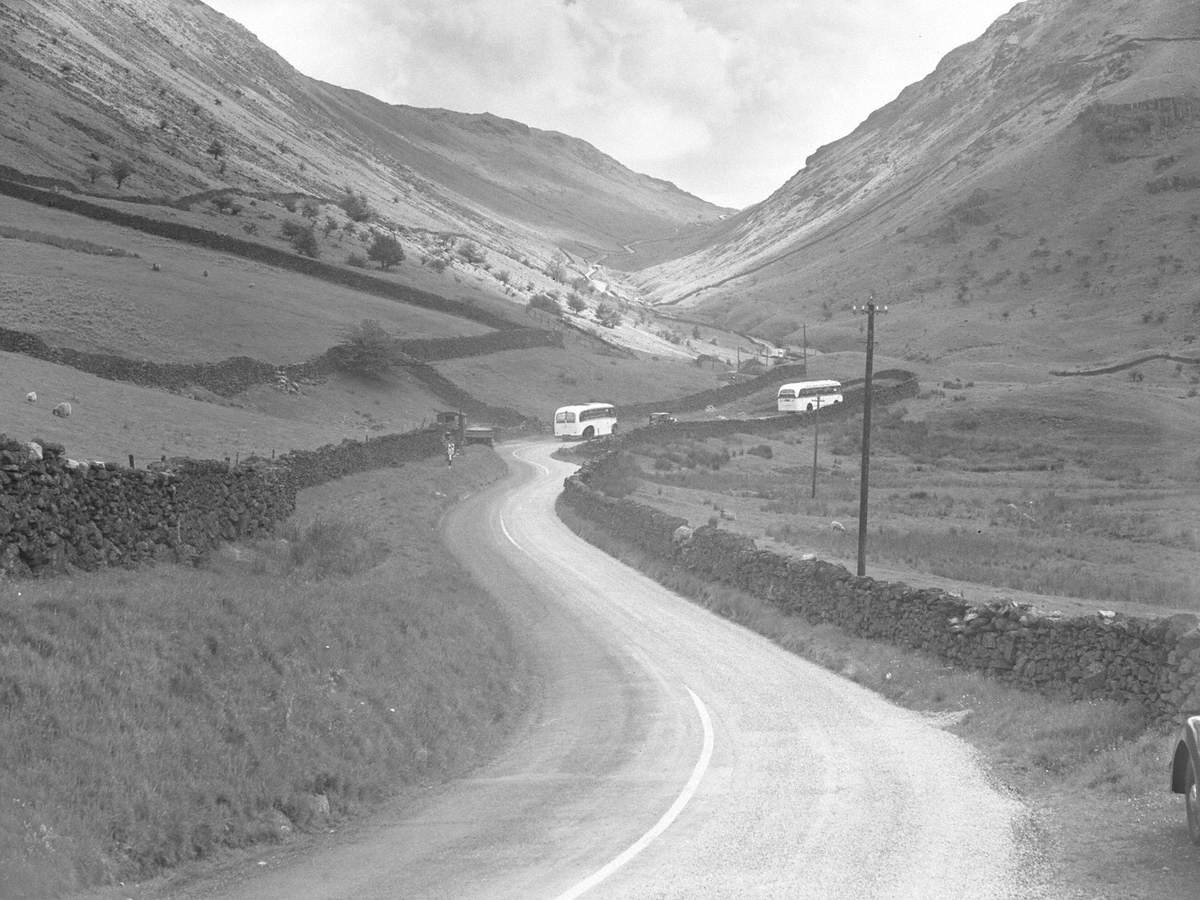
0 454 524 898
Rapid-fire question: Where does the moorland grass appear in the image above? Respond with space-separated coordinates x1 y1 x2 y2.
630 416 1200 610
0 453 525 898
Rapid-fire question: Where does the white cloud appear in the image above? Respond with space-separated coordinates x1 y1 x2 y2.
206 0 1018 208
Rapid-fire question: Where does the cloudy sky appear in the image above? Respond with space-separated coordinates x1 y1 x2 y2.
204 0 1019 209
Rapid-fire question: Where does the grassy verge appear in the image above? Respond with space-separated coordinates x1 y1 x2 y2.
0 449 526 898
555 500 1200 898
622 407 1200 611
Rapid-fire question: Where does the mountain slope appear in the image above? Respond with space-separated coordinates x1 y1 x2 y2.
0 0 729 263
635 0 1200 367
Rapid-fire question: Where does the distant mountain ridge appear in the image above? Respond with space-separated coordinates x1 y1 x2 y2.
635 0 1200 366
0 0 729 264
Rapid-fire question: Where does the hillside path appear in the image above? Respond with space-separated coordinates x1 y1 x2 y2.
137 441 1031 898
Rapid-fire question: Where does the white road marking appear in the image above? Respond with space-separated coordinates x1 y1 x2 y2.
552 686 715 900
504 445 716 897
499 511 523 551
512 445 551 476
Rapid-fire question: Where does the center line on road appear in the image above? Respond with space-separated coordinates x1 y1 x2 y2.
511 446 551 475
552 686 715 900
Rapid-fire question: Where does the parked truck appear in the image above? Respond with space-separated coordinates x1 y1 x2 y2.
433 411 497 447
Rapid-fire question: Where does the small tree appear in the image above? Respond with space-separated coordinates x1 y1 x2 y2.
332 319 395 378
206 139 225 160
545 252 568 283
457 240 485 265
289 223 319 258
84 164 100 185
340 188 372 222
367 233 405 270
567 293 587 313
596 302 621 328
110 159 134 188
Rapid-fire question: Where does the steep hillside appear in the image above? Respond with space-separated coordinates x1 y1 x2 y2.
0 0 729 268
636 0 1200 368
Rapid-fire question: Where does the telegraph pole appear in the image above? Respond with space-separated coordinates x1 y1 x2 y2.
852 297 887 576
810 397 819 498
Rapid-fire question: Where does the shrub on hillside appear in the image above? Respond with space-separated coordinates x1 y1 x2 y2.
595 302 621 328
528 292 562 317
647 441 730 471
289 223 319 258
109 159 134 188
367 233 405 270
457 240 486 265
340 188 373 222
330 318 396 378
590 451 642 498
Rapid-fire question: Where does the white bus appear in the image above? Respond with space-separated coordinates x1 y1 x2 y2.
554 402 618 439
777 380 843 413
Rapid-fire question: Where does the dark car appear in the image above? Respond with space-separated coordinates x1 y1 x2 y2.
1170 714 1200 844
648 411 678 426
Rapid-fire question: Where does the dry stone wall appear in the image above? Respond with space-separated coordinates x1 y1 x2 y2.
561 451 1200 720
0 425 450 577
0 436 292 575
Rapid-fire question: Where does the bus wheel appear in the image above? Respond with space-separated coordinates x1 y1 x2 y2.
583 426 595 438
806 403 815 412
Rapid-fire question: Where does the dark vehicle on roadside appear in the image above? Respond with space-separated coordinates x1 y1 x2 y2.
432 411 497 447
1170 715 1200 843
648 411 678 426
463 425 497 447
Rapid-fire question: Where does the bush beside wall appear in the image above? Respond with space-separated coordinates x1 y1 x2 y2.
561 451 1200 720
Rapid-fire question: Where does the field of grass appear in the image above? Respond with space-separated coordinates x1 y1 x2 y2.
0 351 458 464
618 370 1200 615
0 450 527 899
0 196 493 364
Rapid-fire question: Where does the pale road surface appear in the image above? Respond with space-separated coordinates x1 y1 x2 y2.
152 440 1029 899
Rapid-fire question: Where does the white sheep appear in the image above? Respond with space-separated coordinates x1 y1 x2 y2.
25 391 36 403
831 520 846 533
52 401 72 417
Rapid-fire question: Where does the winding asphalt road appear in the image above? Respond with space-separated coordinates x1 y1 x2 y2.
160 441 1027 899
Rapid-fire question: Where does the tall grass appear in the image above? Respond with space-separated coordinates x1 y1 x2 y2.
0 458 525 898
